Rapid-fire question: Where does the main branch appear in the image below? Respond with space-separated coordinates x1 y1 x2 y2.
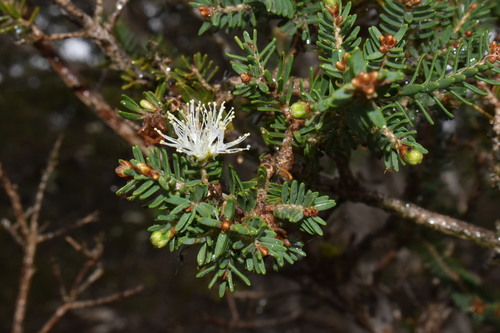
30 26 145 148
330 158 500 251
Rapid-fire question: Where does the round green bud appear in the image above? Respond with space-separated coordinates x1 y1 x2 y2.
404 149 424 165
150 230 169 248
290 101 310 119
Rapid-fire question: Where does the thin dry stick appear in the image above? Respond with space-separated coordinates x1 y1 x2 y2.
9 138 61 333
0 164 29 237
38 236 143 333
38 285 144 333
1 138 58 333
29 25 145 149
107 0 130 29
1 139 101 333
38 212 99 242
51 0 134 71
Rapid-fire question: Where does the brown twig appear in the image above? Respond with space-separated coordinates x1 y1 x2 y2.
51 0 134 72
29 26 145 149
107 0 130 30
30 136 62 234
1 140 119 333
39 285 144 333
38 212 99 242
38 236 143 333
477 80 500 186
0 164 29 237
378 196 499 250
329 158 500 251
7 138 63 333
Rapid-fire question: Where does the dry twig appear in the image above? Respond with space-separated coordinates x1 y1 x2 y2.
38 236 144 333
1 139 141 333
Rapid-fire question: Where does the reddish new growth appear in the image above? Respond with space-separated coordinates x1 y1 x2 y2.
115 160 134 178
335 52 350 71
326 3 343 25
198 6 215 18
402 0 421 9
220 218 231 232
135 162 160 180
351 71 379 96
115 161 160 180
303 207 319 217
488 41 500 63
240 73 252 83
379 35 397 53
257 243 269 256
137 113 168 146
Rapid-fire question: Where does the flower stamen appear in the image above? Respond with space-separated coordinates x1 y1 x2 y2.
155 100 250 164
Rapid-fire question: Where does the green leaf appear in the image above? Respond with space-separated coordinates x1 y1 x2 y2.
197 243 208 266
229 262 251 286
367 108 386 127
175 212 195 232
214 232 229 258
349 48 367 75
118 111 144 120
223 196 236 220
120 95 145 113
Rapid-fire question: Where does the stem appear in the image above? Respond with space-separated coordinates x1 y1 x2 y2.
12 237 37 333
329 158 500 251
30 26 145 149
200 167 209 184
378 196 499 250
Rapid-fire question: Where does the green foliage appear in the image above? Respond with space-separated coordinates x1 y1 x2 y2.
116 147 334 296
0 0 38 36
113 0 499 296
190 0 258 34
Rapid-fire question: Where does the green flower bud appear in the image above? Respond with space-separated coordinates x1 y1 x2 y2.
290 101 310 119
140 99 156 111
404 149 424 165
150 230 170 248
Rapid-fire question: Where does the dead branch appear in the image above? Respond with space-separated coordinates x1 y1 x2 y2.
107 0 130 30
28 25 145 149
7 137 63 333
51 0 134 72
0 139 123 333
30 136 62 234
39 234 143 333
0 164 29 237
38 212 99 242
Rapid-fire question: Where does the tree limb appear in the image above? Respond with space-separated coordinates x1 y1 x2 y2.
329 158 500 251
29 26 145 148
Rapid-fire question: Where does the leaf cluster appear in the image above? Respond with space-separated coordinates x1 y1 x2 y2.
116 146 334 296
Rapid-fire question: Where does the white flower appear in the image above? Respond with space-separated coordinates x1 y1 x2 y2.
155 100 250 164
